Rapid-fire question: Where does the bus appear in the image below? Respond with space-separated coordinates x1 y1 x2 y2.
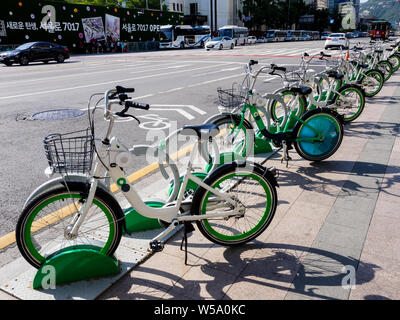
266 30 287 42
158 25 211 49
369 20 391 39
287 30 302 41
218 25 249 45
310 31 320 40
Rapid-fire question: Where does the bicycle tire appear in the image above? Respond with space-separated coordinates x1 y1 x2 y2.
388 54 400 72
206 113 255 159
359 69 384 97
270 89 307 124
191 161 277 246
332 84 365 123
293 108 344 162
377 60 393 82
16 182 124 269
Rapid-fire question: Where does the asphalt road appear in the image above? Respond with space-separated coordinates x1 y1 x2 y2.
0 38 367 261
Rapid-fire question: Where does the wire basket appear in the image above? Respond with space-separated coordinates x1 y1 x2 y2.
43 128 94 174
217 85 247 109
283 70 304 85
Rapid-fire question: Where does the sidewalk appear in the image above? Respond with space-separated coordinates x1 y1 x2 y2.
1 74 399 301
97 74 400 300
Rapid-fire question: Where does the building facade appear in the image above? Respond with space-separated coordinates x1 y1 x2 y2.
165 0 244 31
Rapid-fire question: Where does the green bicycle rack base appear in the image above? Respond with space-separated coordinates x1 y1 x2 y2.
33 246 120 290
123 201 165 234
254 132 273 154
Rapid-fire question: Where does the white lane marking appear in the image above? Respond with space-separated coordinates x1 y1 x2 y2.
166 64 191 69
158 87 184 94
150 108 194 120
151 104 207 115
0 64 228 100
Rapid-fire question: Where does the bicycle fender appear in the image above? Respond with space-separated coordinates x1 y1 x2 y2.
23 174 94 208
23 175 118 210
24 176 127 234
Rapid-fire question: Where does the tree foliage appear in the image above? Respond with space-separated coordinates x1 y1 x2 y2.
49 0 161 10
242 0 340 32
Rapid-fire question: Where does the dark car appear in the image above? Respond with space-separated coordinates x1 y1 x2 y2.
0 41 70 66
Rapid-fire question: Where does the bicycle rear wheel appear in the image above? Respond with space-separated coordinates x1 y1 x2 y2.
16 182 124 269
192 162 277 246
293 108 344 162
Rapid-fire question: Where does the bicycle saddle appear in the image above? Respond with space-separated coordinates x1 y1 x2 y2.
374 49 383 53
290 86 312 95
326 70 344 80
181 123 219 139
359 63 369 68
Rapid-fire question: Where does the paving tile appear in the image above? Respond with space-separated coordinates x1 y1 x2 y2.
333 194 377 214
98 277 168 300
366 215 400 241
115 252 192 292
314 222 368 251
373 197 400 219
224 277 288 300
362 234 400 261
325 206 373 231
295 190 337 208
349 252 400 300
167 265 237 300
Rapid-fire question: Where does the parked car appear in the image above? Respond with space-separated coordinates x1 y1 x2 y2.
256 37 267 43
0 41 70 66
205 36 235 50
247 36 257 44
324 33 349 50
284 34 295 41
321 32 331 40
345 32 355 39
299 34 311 41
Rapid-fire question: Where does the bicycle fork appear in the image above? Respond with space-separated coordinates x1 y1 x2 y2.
64 164 103 240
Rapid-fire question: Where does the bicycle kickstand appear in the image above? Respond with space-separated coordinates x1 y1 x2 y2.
180 221 195 265
280 141 292 168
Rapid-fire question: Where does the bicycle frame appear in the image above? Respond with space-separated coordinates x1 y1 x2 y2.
67 90 242 240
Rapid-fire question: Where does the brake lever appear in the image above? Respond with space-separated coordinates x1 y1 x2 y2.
115 112 141 124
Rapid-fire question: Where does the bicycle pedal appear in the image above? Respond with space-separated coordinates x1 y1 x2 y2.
149 240 164 252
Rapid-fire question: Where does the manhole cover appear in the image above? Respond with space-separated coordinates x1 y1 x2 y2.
32 109 85 120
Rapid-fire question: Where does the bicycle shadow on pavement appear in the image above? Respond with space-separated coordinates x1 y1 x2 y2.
98 241 380 300
277 160 400 198
343 121 400 139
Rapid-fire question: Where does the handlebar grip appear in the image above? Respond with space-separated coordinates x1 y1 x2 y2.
270 64 286 72
126 101 150 110
249 60 258 66
116 86 135 93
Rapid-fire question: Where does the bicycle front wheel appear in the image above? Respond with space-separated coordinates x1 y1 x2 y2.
270 89 307 124
360 69 384 97
293 108 344 162
377 60 393 82
192 162 277 246
208 114 255 158
16 182 124 269
333 85 365 123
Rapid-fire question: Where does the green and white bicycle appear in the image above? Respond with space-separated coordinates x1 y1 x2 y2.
16 86 279 269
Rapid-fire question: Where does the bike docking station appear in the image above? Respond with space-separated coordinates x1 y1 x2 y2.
0 197 178 300
31 202 165 291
